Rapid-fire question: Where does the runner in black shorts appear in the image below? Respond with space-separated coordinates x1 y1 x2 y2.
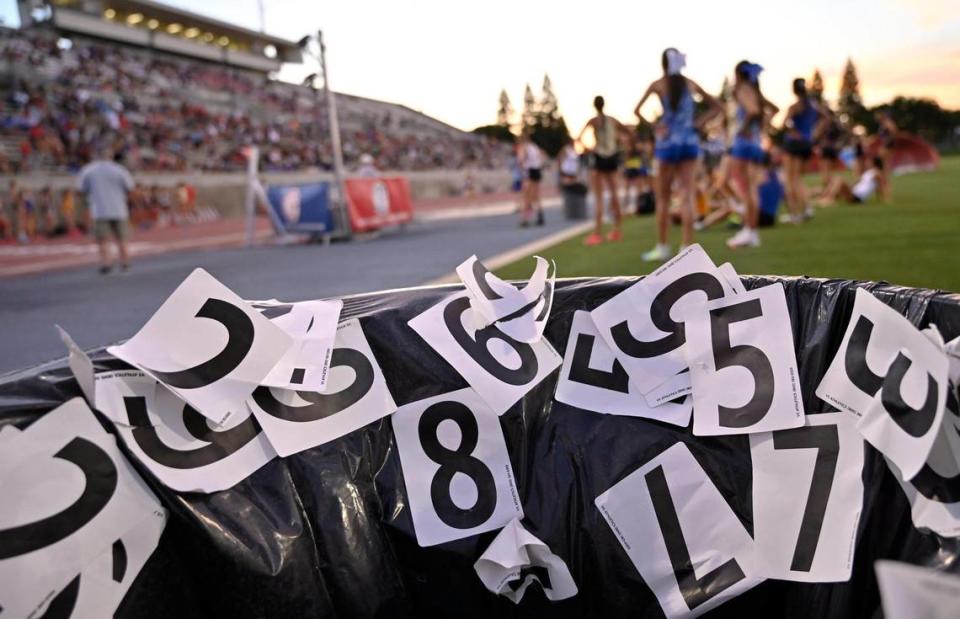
576 96 630 245
780 78 823 223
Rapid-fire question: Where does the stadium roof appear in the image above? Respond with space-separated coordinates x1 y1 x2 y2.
47 0 302 71
107 0 300 50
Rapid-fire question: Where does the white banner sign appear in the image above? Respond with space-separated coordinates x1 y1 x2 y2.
246 319 398 457
684 283 804 435
108 268 292 426
408 292 561 415
392 388 523 547
555 311 692 426
595 442 761 618
750 412 865 582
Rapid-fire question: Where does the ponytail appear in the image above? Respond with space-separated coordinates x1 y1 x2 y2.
661 48 687 111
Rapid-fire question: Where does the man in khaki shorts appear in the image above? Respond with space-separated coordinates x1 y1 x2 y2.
77 150 135 274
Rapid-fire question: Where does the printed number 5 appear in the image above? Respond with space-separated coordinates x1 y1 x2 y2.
710 299 774 428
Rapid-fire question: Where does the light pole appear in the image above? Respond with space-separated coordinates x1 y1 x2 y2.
299 31 351 238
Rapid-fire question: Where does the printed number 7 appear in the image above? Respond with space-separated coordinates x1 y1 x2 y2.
771 424 840 572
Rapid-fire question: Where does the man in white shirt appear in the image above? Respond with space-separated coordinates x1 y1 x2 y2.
76 150 135 274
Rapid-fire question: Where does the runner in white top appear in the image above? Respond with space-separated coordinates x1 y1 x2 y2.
815 156 882 205
576 96 630 246
517 133 545 226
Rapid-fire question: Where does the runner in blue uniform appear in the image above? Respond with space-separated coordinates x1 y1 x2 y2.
726 60 778 249
634 48 722 261
781 78 824 223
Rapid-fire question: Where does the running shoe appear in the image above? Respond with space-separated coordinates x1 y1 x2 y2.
726 227 760 249
804 206 815 219
536 211 545 226
727 226 750 249
779 213 800 224
606 228 623 242
642 243 672 262
584 233 603 246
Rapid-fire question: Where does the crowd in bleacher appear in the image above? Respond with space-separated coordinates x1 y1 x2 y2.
0 28 510 174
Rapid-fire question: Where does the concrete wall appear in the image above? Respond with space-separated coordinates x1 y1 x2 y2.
0 169 514 216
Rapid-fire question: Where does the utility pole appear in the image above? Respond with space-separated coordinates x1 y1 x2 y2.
317 31 350 237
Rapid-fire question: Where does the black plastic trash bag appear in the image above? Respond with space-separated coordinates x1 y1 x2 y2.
1 276 958 618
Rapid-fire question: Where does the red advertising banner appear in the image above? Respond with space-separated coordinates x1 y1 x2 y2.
344 177 414 233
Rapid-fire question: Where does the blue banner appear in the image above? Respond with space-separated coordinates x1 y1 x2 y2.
265 182 334 233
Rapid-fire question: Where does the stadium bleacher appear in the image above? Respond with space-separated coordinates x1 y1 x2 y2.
0 14 509 175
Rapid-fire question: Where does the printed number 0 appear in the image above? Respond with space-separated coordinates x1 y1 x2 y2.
443 296 538 385
418 401 497 529
710 298 775 428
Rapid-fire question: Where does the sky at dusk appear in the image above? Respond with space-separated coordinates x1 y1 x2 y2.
3 0 958 131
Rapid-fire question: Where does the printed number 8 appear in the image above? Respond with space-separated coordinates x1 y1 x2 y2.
418 401 497 529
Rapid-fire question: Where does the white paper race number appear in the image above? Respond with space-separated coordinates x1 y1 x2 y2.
750 412 865 582
108 268 293 426
555 311 692 426
591 244 738 395
0 399 166 619
816 289 948 480
408 292 561 415
886 381 960 537
595 442 761 618
95 370 276 493
392 388 523 547
246 319 398 457
684 283 804 435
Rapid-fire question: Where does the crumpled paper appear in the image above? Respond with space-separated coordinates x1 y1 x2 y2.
474 518 577 604
456 255 555 343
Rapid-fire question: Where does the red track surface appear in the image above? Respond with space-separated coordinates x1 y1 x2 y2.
0 190 554 278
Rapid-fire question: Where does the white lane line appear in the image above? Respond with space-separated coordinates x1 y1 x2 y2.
417 197 561 222
421 220 593 286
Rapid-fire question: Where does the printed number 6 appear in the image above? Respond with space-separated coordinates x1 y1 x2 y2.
443 296 537 385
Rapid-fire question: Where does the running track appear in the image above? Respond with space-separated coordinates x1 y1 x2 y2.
0 193 590 374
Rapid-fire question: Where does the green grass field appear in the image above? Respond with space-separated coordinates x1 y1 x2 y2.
496 156 960 292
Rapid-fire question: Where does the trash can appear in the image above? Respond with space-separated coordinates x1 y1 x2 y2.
562 182 588 220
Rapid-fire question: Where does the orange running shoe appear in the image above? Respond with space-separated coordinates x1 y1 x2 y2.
606 228 623 242
584 233 603 246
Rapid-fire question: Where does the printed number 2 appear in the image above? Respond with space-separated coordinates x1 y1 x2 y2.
710 299 774 428
771 424 840 572
418 401 496 529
